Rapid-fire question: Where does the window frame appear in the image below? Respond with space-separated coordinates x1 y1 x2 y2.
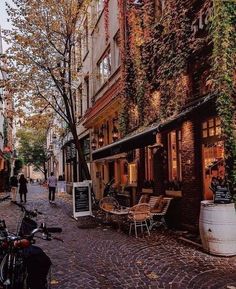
168 129 182 182
97 49 112 88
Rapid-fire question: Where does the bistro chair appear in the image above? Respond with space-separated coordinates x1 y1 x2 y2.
99 196 120 222
128 203 151 238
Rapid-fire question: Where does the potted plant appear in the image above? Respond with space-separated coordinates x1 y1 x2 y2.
164 179 182 197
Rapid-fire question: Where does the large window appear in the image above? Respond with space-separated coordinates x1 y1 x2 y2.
84 76 90 110
78 85 83 118
168 130 182 181
97 50 111 87
202 117 224 200
82 17 89 58
114 33 121 69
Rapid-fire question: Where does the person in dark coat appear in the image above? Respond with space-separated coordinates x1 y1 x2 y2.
10 174 18 202
19 174 28 203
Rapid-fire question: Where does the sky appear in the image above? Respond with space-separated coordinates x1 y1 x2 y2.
0 0 13 51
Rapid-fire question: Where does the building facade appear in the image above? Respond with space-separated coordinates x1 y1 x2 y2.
82 0 235 230
49 0 235 231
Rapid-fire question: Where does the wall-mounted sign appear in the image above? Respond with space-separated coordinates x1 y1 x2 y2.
73 181 92 218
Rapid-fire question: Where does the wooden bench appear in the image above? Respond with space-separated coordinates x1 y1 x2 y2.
149 197 172 230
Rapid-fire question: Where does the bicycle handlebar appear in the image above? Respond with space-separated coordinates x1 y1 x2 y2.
12 201 43 216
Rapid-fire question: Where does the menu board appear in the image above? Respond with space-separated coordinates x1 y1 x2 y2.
73 181 92 218
214 187 232 204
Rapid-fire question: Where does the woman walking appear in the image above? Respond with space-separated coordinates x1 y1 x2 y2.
19 174 28 203
10 173 18 202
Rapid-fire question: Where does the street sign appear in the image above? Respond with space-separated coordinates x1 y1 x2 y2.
73 181 92 218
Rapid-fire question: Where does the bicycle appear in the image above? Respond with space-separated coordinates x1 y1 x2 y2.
0 202 62 289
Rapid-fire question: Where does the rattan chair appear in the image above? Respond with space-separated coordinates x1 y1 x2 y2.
128 203 151 238
99 196 120 222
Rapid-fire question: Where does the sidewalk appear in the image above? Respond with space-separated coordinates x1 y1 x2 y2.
1 184 236 289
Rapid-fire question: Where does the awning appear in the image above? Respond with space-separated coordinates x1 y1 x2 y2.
92 94 216 161
92 125 158 160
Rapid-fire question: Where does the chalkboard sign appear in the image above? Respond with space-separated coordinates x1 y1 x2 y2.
73 181 92 218
214 187 232 204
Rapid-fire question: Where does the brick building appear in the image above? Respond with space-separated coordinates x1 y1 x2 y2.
83 0 235 231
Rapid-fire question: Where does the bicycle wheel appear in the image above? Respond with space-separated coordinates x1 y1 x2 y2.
0 253 26 289
10 254 26 289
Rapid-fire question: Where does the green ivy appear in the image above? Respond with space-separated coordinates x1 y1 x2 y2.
210 0 236 195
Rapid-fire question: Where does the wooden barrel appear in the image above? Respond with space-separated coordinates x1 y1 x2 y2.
199 200 236 256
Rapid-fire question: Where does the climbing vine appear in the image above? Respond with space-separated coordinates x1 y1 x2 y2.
210 0 236 193
118 0 191 134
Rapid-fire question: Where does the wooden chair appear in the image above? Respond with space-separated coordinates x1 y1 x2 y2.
128 203 151 238
149 197 173 230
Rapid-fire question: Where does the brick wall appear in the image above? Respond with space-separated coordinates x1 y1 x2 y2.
181 120 202 230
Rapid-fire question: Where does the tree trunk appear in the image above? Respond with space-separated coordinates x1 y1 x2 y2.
70 124 91 181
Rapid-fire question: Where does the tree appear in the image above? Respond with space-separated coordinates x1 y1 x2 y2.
4 0 91 180
17 127 48 180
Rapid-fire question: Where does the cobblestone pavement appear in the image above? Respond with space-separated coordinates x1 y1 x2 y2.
1 185 236 289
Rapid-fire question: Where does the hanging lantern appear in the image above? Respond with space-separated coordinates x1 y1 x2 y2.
98 132 104 146
91 138 97 150
112 125 119 142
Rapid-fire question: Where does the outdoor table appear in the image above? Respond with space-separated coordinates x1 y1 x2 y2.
109 206 130 232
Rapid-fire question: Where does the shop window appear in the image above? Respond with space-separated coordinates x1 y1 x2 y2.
128 162 137 185
202 117 221 139
97 49 111 87
168 130 182 181
202 117 224 200
145 147 153 181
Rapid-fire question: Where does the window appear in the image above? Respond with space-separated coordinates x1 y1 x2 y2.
96 0 104 16
84 76 90 110
168 130 182 181
76 36 82 71
202 117 221 139
97 50 111 87
82 17 89 58
72 90 77 120
78 85 83 118
155 0 165 21
114 33 121 69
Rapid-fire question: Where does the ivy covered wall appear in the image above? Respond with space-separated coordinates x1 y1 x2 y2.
118 0 236 191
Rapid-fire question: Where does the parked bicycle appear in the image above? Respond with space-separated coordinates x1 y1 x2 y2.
0 202 62 289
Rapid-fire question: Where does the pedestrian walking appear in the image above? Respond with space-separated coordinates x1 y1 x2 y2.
9 174 18 202
19 174 28 203
47 172 57 203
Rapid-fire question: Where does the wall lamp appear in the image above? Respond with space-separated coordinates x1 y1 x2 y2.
112 118 119 142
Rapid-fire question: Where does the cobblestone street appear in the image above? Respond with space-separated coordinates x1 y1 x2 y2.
1 185 236 289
